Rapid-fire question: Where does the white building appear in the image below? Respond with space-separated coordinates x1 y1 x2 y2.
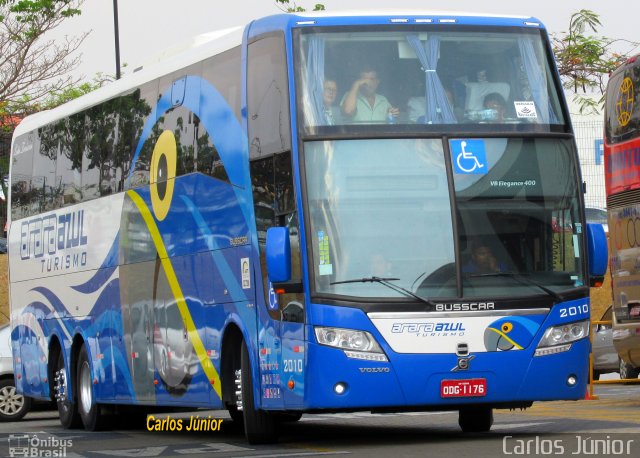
567 94 606 209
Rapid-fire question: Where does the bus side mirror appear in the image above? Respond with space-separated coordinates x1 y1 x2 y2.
266 227 291 283
586 223 607 287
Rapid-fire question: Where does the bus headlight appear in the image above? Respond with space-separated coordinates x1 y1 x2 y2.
314 326 386 359
534 319 590 356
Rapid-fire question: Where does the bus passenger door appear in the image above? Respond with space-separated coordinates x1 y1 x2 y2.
247 32 304 409
251 154 305 410
277 213 305 409
273 152 305 409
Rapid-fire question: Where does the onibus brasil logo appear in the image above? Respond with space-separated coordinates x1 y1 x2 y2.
8 434 73 457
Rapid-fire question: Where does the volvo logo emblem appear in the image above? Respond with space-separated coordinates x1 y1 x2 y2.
452 355 475 371
452 343 474 371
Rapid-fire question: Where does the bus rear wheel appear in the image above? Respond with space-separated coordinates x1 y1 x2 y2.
240 340 278 444
227 404 243 423
77 344 110 431
54 351 81 429
274 412 302 422
458 406 493 433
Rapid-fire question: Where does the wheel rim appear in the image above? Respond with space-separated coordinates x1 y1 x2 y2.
0 385 24 416
54 359 69 413
79 361 92 414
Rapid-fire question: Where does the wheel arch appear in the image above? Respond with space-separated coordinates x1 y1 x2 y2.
68 333 86 402
221 321 244 408
48 335 63 401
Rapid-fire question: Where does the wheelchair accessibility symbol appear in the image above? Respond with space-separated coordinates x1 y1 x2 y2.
451 139 488 174
268 282 279 310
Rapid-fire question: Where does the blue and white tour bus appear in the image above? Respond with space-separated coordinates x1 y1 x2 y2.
9 11 606 443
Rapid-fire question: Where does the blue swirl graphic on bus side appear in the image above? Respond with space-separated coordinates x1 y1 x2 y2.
17 75 260 406
71 235 120 294
118 75 261 404
21 274 135 400
179 195 247 302
128 76 250 190
127 76 256 256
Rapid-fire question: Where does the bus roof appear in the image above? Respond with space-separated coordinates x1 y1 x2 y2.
12 10 545 142
250 10 544 32
294 10 533 19
12 26 244 140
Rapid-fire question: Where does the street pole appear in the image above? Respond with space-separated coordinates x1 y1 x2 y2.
113 0 121 80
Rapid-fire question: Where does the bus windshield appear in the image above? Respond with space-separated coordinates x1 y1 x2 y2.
304 138 585 299
296 27 565 132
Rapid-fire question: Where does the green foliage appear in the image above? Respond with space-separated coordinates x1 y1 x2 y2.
1 0 81 19
275 0 325 13
1 0 87 110
0 73 111 129
552 9 639 114
41 73 113 109
0 0 80 37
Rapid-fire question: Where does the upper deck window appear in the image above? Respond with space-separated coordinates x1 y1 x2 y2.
295 26 565 133
605 64 640 145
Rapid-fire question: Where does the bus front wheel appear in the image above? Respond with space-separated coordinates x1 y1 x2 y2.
240 340 278 444
458 406 493 433
77 344 110 431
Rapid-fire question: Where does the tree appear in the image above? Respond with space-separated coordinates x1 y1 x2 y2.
0 73 109 137
275 0 324 13
552 9 639 114
0 0 88 118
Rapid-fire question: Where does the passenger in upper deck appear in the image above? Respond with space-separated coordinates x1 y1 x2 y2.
341 66 399 123
463 68 511 121
322 79 342 125
483 92 507 123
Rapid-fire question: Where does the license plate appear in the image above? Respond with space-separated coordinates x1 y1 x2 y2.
440 378 487 398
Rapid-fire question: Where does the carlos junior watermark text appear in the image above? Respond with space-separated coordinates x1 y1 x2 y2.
503 435 635 455
146 415 224 432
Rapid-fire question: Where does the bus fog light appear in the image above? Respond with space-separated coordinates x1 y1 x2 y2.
334 382 347 395
567 375 577 386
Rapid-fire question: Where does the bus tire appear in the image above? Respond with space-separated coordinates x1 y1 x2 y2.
54 351 82 429
458 406 493 433
241 340 278 444
619 358 640 381
227 404 243 423
274 412 302 422
77 344 110 431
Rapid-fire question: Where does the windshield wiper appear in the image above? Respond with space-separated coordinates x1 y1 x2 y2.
331 276 437 307
467 272 563 302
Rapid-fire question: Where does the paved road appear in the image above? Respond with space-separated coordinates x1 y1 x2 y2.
1 383 639 458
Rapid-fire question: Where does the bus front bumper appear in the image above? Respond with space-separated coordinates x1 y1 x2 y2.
302 338 589 410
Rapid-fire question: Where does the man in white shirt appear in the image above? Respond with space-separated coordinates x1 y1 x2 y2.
341 67 399 123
